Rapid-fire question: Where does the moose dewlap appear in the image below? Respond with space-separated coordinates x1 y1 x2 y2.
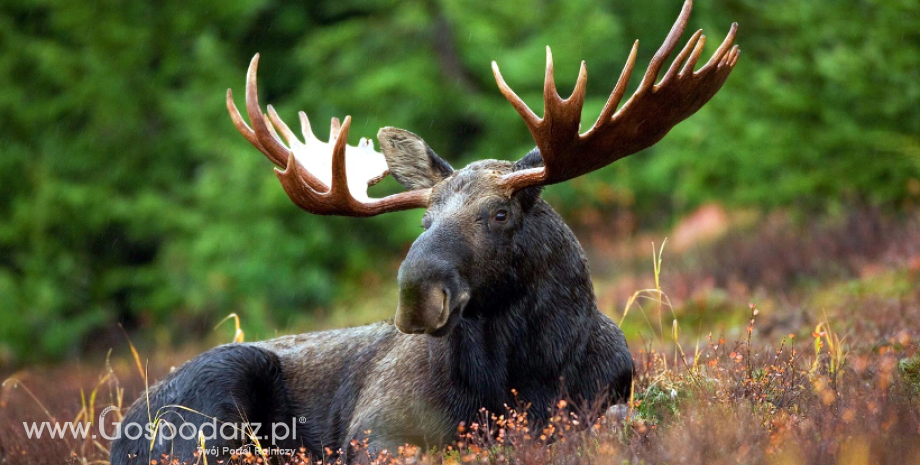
111 1 738 463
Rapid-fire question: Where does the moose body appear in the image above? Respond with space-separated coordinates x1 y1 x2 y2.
111 159 633 462
111 1 738 463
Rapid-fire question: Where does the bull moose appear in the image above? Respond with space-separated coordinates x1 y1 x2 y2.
111 1 738 463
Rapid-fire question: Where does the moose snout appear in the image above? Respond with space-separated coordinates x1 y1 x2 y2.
395 259 469 335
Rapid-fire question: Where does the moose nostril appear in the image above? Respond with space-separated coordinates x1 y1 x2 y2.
395 282 455 334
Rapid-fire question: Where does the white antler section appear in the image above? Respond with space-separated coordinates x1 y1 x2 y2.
269 109 389 202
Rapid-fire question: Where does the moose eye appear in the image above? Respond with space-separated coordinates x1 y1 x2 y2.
493 209 508 222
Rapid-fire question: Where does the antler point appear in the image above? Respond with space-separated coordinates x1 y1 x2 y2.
491 61 503 79
544 46 558 101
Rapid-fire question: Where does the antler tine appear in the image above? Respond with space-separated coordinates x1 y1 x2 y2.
266 105 300 149
637 0 693 93
299 112 317 143
595 41 639 127
543 47 560 106
570 60 588 105
243 54 298 169
262 112 286 149
329 116 352 198
680 34 707 77
226 89 269 155
491 61 541 129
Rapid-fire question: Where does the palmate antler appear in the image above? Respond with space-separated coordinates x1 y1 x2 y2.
227 55 431 216
492 0 739 193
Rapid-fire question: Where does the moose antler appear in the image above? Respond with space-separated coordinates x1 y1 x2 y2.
492 0 739 192
227 54 431 216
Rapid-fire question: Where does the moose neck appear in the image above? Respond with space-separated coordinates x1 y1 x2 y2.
441 200 598 417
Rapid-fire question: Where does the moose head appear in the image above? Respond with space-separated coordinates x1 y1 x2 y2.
227 0 738 336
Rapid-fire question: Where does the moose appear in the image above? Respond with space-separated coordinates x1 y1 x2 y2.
111 1 738 463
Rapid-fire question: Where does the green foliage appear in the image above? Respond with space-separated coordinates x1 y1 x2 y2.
633 384 686 424
0 0 918 363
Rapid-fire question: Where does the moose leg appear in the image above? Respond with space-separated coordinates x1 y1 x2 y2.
110 344 297 465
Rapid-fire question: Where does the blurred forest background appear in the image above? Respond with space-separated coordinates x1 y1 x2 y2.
0 0 918 366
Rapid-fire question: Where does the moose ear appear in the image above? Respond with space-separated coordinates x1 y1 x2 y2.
378 127 453 190
513 148 543 171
